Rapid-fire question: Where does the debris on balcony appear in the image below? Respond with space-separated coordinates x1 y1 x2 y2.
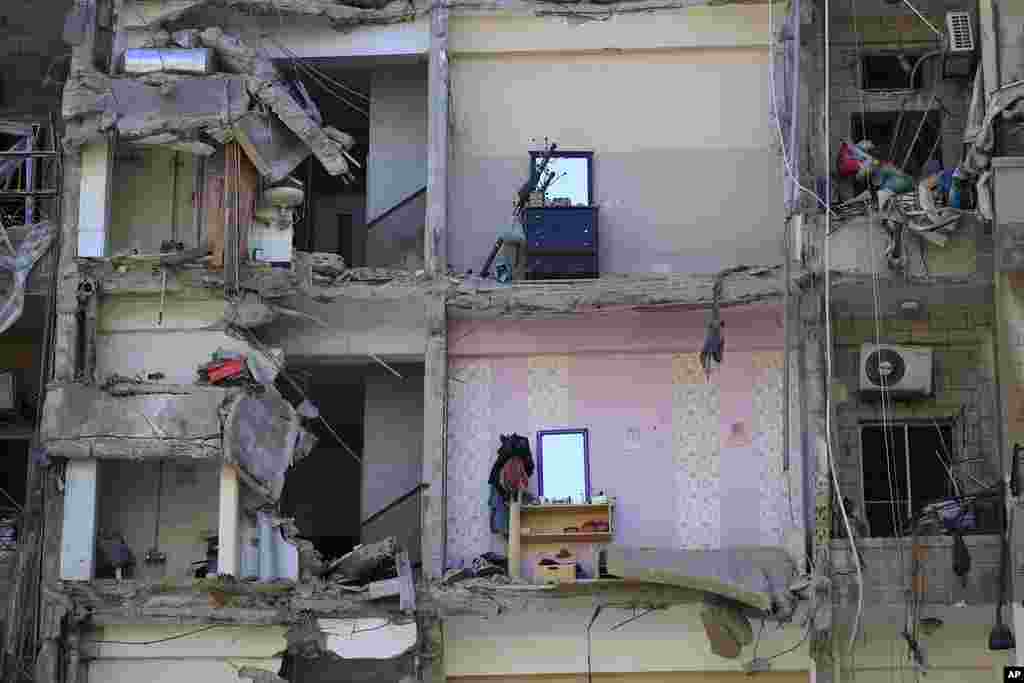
63 27 357 183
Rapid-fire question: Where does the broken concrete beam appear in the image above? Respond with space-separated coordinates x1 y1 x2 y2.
321 537 397 581
237 667 287 683
63 70 250 149
121 0 416 29
233 112 311 183
103 382 195 397
602 545 796 612
197 28 351 177
448 266 807 319
367 578 402 600
418 578 705 618
40 383 228 460
132 135 216 156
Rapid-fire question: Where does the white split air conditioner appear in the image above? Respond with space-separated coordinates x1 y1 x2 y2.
859 344 933 397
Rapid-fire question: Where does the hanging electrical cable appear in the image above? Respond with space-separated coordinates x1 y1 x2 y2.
824 0 865 660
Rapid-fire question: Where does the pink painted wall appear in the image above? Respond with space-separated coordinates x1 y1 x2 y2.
445 305 801 573
449 304 785 357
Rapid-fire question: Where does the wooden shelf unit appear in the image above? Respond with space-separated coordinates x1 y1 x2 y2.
521 531 612 543
505 501 613 580
518 501 615 539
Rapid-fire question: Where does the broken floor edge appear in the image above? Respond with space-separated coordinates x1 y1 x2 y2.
117 0 738 29
89 261 807 318
60 576 784 627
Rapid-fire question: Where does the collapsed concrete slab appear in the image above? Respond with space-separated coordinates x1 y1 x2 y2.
120 0 416 29
233 112 310 183
63 70 250 149
40 383 229 460
197 27 353 178
62 28 355 181
41 382 314 502
601 545 797 613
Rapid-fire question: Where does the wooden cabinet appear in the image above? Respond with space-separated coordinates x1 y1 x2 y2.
510 502 614 584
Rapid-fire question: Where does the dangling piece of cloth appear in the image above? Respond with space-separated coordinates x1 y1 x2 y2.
700 269 730 382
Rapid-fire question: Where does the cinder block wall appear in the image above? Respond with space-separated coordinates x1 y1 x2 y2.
830 303 999 519
828 304 1003 607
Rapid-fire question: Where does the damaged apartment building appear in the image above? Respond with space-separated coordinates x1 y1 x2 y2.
1 0 1024 681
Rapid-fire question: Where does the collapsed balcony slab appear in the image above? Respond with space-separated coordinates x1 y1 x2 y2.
40 383 229 460
63 72 250 148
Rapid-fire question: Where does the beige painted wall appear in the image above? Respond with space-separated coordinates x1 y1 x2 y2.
110 147 199 254
449 49 783 275
445 605 809 677
97 460 220 581
85 624 285 683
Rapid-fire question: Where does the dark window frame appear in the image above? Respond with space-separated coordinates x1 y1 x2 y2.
859 54 927 92
859 419 958 538
536 428 591 500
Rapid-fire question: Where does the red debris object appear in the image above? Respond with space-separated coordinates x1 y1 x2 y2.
207 359 245 384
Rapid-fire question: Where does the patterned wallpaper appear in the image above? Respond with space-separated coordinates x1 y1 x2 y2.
445 349 803 570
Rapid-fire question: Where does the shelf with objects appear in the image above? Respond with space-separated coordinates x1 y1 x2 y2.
492 428 615 585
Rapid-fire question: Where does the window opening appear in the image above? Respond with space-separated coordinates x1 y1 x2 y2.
861 421 956 537
851 111 942 177
860 54 926 92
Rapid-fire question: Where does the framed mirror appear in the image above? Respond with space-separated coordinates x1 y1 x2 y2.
537 428 590 500
529 151 593 207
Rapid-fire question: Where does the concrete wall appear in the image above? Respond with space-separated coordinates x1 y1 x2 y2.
258 294 428 361
446 306 804 575
361 366 423 562
84 624 285 683
97 460 220 581
829 302 1000 524
448 45 782 276
446 605 809 677
826 214 994 278
110 146 200 253
832 535 1002 607
367 64 427 235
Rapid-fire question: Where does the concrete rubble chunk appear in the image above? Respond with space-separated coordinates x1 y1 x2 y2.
602 545 797 612
62 70 250 149
233 112 311 183
237 667 287 683
198 28 350 177
121 0 413 29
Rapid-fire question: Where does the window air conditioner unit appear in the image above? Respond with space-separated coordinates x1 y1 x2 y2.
859 344 933 397
946 12 974 53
